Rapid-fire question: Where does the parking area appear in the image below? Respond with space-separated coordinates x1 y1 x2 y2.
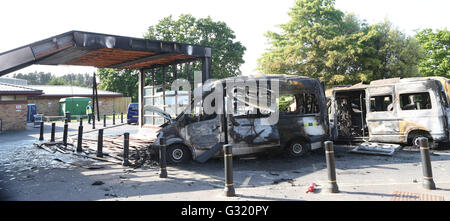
1 123 450 201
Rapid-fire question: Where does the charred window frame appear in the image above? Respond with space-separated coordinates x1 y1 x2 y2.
399 92 432 111
232 87 258 119
442 91 449 108
279 92 319 115
369 95 393 112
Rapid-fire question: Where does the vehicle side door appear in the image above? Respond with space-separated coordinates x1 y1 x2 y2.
366 85 399 143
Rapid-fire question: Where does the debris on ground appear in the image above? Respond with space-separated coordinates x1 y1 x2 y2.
273 178 295 186
350 142 402 156
92 181 105 186
305 182 317 194
33 135 157 168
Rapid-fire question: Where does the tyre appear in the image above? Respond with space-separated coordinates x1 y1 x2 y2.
166 144 191 164
285 140 310 158
410 132 432 149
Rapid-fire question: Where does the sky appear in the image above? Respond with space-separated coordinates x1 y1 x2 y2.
1 0 449 78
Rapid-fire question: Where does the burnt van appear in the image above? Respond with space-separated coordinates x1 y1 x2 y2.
149 75 329 163
327 77 450 148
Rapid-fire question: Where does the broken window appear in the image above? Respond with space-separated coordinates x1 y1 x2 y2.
297 93 319 114
278 94 296 113
279 93 319 114
370 95 393 112
400 92 432 110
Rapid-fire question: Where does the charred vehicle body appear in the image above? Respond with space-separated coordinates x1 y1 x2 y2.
327 77 450 148
149 75 329 163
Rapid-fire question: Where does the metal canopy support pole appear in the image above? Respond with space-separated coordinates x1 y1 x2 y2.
162 66 166 116
152 69 155 125
187 62 192 92
174 64 178 116
201 57 211 83
138 69 145 127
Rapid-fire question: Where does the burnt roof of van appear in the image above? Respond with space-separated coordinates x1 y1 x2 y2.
219 74 319 82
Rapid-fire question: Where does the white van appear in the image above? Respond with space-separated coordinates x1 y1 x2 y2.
327 77 450 148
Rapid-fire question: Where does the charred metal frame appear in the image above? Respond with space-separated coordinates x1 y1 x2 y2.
0 30 212 130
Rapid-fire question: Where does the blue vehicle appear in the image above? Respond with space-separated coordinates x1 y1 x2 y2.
127 103 139 124
27 104 37 122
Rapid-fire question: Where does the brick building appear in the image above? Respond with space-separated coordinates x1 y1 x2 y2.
27 85 126 117
0 82 43 131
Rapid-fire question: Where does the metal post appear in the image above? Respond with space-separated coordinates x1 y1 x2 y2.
50 123 56 142
121 112 123 123
325 141 339 193
92 114 96 129
113 112 115 125
79 117 83 127
97 129 103 158
39 121 44 141
63 121 68 147
159 137 168 178
76 125 83 153
224 144 235 197
103 114 106 127
419 137 436 190
122 133 130 166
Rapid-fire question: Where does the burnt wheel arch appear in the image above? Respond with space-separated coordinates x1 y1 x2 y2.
408 130 433 148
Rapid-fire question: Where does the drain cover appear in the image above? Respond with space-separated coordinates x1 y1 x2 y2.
392 191 445 201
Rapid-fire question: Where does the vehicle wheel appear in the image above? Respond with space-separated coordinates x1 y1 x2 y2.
410 133 432 149
285 140 310 158
166 144 191 164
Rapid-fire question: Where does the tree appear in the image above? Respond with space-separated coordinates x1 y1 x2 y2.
48 77 67 85
97 68 139 102
97 14 246 101
415 29 450 78
257 0 423 86
258 0 349 83
144 14 246 79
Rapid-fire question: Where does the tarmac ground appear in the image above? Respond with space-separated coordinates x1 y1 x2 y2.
1 121 450 202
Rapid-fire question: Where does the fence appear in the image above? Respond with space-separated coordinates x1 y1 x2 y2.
143 85 190 126
113 97 132 114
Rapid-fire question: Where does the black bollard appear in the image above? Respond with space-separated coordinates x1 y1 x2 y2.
159 137 168 178
50 123 56 142
121 112 123 123
122 133 131 166
113 112 116 125
39 121 44 141
97 129 103 158
325 141 339 193
76 125 83 153
79 117 83 126
92 114 96 129
103 114 106 127
419 137 436 190
63 122 68 147
223 144 236 197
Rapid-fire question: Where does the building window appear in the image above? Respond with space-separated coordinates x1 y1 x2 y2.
0 95 27 101
1 95 15 101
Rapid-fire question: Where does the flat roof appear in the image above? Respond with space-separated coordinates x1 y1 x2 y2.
0 30 212 76
0 82 43 95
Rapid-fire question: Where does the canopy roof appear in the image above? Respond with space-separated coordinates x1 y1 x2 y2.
0 30 212 76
